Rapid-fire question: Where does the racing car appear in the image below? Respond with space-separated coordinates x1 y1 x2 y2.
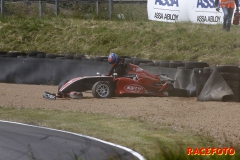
43 63 174 100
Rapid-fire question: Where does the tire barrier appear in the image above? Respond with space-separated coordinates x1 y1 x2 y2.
0 57 110 85
216 65 240 102
1 51 240 102
185 61 209 69
7 51 26 57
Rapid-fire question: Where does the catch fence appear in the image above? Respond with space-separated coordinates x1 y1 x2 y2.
0 0 148 20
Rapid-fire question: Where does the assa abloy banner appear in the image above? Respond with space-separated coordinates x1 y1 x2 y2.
188 0 223 24
148 0 240 24
147 0 189 22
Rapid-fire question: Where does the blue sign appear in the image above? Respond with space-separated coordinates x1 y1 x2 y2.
155 0 179 7
197 0 215 8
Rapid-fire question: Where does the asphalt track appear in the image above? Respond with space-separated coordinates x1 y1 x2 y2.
0 120 145 160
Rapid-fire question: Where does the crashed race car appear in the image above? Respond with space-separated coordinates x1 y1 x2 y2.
43 63 174 100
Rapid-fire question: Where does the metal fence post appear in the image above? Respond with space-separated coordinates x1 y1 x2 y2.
96 1 99 15
1 0 5 18
55 0 59 15
109 0 113 19
39 1 42 18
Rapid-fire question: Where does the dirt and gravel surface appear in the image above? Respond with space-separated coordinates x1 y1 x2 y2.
0 83 240 148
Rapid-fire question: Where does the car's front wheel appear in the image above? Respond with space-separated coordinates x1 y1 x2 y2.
92 81 112 98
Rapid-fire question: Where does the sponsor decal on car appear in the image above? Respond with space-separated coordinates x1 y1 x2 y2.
124 85 145 93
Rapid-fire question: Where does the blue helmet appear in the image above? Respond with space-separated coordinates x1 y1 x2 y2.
108 53 118 66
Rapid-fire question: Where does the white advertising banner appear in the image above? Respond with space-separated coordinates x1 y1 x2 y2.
188 0 223 24
147 0 189 22
147 0 240 24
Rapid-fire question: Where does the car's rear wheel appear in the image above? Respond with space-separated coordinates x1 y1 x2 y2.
92 81 112 98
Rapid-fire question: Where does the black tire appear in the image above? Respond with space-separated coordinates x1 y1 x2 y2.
231 87 239 95
171 60 184 63
193 68 204 74
168 88 189 97
139 63 149 66
119 56 131 59
0 51 7 55
147 62 156 66
220 72 240 81
167 84 174 93
177 67 186 70
225 80 239 88
154 61 161 66
94 56 108 62
92 81 112 98
27 55 37 58
185 61 209 69
74 54 85 60
7 52 26 57
222 95 239 102
125 58 138 64
160 61 170 68
46 54 57 59
28 51 45 57
37 53 46 58
17 56 27 58
55 57 65 59
169 62 185 68
216 65 239 73
203 67 213 73
81 57 90 61
133 59 153 65
65 54 74 59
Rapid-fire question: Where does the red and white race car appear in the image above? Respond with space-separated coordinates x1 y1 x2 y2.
43 63 174 100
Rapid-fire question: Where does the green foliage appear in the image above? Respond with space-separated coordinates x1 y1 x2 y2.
1 2 240 65
150 144 240 160
2 106 237 159
1 17 240 65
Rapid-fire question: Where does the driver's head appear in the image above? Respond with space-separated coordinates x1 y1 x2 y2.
108 53 118 66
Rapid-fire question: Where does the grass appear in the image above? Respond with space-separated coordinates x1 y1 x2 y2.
1 106 237 159
1 17 240 66
0 106 240 159
0 2 240 66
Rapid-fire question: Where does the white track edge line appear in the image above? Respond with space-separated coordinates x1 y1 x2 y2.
0 120 146 160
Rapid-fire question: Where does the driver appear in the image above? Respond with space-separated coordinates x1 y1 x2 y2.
106 53 127 77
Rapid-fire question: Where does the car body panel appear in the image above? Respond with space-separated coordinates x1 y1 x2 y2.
58 63 171 97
